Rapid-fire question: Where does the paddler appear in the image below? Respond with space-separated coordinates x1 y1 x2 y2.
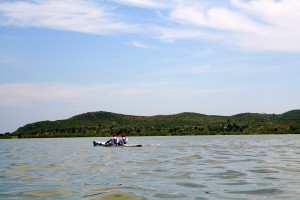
118 132 128 145
105 133 119 146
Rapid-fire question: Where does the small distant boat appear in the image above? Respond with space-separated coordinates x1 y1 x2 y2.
93 140 142 147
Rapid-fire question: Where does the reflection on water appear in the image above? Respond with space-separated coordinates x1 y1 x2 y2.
98 192 144 200
1 135 300 199
23 189 72 197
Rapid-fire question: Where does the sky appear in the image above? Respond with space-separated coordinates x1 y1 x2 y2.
0 0 300 133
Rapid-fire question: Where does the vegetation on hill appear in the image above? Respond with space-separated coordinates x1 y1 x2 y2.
1 110 300 138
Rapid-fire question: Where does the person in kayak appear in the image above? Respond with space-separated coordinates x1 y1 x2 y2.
118 132 128 145
105 133 119 146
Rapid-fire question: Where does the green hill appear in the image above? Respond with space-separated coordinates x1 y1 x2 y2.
4 110 300 138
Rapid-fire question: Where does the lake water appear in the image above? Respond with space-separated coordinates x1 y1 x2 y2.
1 135 300 200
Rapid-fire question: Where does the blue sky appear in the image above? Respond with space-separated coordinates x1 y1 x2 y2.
0 0 300 132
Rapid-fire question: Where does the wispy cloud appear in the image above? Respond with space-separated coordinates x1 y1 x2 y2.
159 65 234 76
128 40 153 49
0 82 128 106
0 0 134 34
112 0 167 9
121 0 300 51
163 0 300 51
157 63 296 77
1 0 299 51
228 0 300 51
0 82 239 106
152 27 219 42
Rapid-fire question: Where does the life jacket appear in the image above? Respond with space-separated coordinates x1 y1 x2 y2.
121 137 128 144
109 137 118 145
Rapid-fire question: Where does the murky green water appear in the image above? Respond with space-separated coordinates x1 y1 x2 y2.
1 135 300 199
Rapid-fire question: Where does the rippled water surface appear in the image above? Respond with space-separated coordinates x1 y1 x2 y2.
1 135 300 199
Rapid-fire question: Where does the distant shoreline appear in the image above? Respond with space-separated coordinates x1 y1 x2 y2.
1 133 299 139
2 110 299 138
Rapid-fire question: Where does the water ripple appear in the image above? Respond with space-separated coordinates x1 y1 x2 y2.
22 189 72 197
228 188 282 195
249 168 279 173
211 170 246 179
176 182 206 188
176 154 202 161
153 193 187 198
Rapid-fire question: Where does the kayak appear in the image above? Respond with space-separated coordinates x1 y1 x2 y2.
93 140 142 147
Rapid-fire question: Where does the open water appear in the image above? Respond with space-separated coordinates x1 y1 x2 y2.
1 135 300 200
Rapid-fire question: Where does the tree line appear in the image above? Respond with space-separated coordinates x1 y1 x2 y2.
1 110 299 139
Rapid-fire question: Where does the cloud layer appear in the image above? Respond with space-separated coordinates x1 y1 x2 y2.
0 0 132 34
1 0 300 51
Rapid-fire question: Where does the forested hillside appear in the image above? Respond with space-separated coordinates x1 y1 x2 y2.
2 110 300 138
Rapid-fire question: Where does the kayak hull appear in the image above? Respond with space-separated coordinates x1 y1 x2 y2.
93 141 142 147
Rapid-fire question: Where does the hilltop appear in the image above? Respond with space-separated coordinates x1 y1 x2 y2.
2 110 300 138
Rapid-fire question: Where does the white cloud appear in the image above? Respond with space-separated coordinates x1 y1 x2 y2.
112 0 167 9
229 0 300 51
152 26 222 42
129 40 153 49
1 0 299 51
165 0 300 51
0 82 238 106
169 4 260 32
0 0 133 34
159 65 241 76
157 63 295 77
